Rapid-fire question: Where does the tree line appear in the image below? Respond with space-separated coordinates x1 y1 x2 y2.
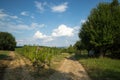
75 0 120 58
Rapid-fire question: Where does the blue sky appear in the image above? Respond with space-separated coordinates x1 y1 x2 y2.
0 0 115 47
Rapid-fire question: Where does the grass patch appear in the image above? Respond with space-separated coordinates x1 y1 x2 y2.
0 51 9 60
75 53 120 80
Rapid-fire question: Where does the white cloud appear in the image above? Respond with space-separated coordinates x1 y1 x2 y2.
31 23 45 28
51 2 68 13
0 20 46 32
0 9 18 19
0 9 8 19
31 23 38 28
15 22 45 30
52 24 74 37
0 22 28 31
16 24 79 46
34 31 47 39
35 1 47 12
34 31 53 42
21 11 29 16
33 24 77 43
13 24 30 30
43 36 53 42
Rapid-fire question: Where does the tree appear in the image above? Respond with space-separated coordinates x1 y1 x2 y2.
74 40 85 55
79 0 120 57
111 0 119 6
110 0 120 58
67 45 75 53
0 32 16 50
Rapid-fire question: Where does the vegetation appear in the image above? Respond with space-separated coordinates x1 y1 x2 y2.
15 45 65 68
74 1 120 79
15 45 71 79
0 51 9 60
66 45 75 53
75 53 120 80
75 0 120 58
0 32 16 51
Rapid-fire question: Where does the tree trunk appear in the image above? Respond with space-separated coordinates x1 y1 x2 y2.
99 48 105 58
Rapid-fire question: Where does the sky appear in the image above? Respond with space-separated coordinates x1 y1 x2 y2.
0 0 115 47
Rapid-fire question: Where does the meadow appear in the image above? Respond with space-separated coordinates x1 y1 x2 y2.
75 51 120 80
1 47 120 80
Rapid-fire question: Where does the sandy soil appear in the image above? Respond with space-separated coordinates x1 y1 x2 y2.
4 52 34 80
3 52 91 80
48 58 91 80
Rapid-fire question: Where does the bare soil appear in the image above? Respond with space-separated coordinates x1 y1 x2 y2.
0 51 12 80
2 52 90 80
4 52 34 80
48 57 91 80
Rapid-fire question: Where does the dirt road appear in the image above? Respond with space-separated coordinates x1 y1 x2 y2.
4 52 34 80
48 57 91 80
3 52 90 80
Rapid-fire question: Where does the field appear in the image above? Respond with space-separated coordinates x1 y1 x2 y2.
0 46 91 80
75 52 120 80
1 47 120 80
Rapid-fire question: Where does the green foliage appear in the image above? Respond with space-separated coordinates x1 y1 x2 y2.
0 32 16 50
74 41 86 55
15 46 64 68
76 53 120 80
66 45 75 53
78 0 120 57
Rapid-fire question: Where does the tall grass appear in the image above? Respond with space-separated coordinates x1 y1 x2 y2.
75 53 120 80
15 45 64 68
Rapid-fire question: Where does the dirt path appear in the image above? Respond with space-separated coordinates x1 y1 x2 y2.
4 52 34 80
48 57 91 80
3 52 90 80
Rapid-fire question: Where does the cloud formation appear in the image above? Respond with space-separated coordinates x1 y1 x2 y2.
52 24 74 37
35 1 47 12
0 9 18 19
33 24 76 43
34 31 53 42
34 31 47 39
0 20 46 33
51 2 68 13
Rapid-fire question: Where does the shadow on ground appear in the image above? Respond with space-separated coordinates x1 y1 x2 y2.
0 54 12 80
0 54 12 60
3 64 86 80
3 59 120 80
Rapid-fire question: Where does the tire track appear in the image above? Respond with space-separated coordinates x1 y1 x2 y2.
49 58 91 80
4 52 34 80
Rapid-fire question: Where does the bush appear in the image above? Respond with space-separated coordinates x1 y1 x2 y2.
0 32 16 50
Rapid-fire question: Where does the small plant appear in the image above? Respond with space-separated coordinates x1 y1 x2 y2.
16 45 63 71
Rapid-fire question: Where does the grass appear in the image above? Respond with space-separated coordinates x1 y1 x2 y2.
0 51 9 60
75 53 120 80
15 47 71 79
